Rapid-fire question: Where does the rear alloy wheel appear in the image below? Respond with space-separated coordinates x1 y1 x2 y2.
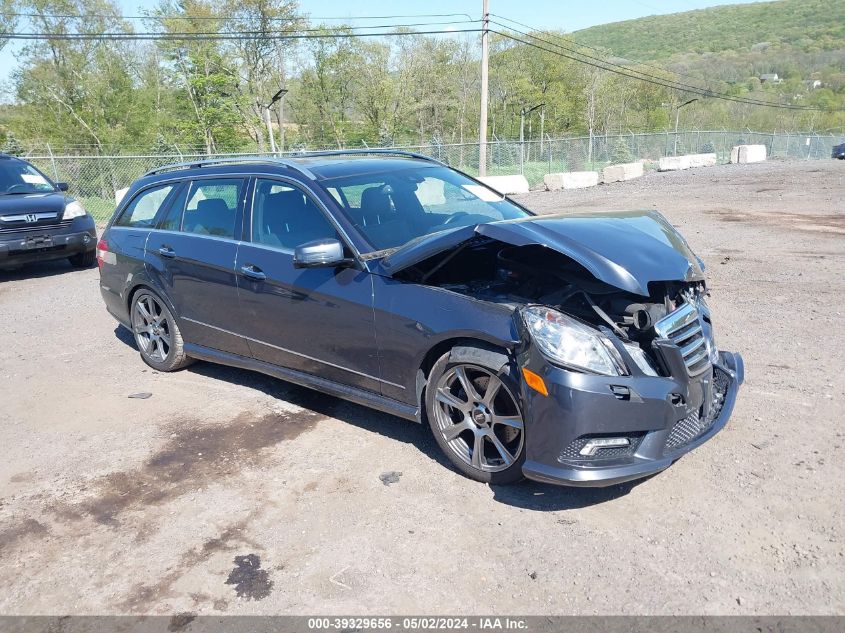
426 352 525 484
131 290 192 372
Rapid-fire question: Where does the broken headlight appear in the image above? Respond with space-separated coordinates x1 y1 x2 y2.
522 306 627 376
623 342 659 377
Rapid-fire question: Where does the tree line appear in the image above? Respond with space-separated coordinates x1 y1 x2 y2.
0 0 843 156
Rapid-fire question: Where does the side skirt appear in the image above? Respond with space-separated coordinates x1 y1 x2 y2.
184 343 420 423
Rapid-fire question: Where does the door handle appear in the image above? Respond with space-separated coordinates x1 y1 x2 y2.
240 264 266 281
158 246 176 258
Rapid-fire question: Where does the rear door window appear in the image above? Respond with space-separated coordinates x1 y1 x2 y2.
157 183 189 232
182 179 245 239
115 184 176 228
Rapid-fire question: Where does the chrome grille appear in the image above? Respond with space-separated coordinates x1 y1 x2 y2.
0 219 72 235
654 301 710 376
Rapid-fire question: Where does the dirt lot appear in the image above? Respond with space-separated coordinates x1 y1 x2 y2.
0 159 843 615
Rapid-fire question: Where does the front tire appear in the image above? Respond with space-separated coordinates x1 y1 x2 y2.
130 290 193 372
425 347 526 484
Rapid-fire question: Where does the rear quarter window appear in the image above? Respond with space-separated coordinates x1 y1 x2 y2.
115 184 176 228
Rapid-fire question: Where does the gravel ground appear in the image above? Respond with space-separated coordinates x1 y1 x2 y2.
0 159 843 615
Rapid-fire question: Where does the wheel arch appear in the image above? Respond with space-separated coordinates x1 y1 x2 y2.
415 336 516 420
126 279 178 319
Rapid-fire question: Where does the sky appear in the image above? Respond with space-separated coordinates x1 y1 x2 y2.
0 0 767 97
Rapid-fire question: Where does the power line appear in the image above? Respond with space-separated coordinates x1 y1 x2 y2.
492 17 845 112
490 21 803 110
490 13 720 88
1 10 473 22
4 27 482 42
490 29 835 112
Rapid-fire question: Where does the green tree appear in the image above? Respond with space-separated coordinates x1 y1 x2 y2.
2 131 24 155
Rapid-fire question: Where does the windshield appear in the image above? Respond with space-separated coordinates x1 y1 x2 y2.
0 160 57 195
320 165 531 252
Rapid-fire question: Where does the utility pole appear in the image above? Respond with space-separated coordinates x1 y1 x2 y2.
673 98 698 155
265 88 288 155
539 104 545 154
277 88 289 153
264 107 277 154
478 0 489 176
520 103 544 166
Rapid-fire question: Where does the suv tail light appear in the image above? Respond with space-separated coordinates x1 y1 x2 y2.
96 239 109 268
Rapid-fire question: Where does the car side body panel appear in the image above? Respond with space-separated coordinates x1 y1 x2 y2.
370 274 519 404
236 243 383 394
145 231 250 357
99 225 153 326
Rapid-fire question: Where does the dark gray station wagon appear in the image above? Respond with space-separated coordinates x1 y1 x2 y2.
99 151 743 487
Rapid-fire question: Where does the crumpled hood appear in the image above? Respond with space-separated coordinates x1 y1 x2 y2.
380 210 705 296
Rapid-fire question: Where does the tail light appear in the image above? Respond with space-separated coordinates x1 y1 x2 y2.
96 239 109 268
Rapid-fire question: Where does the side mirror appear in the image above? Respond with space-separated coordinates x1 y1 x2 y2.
56 182 69 192
293 238 353 269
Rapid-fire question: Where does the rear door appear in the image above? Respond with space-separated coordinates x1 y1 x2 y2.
235 177 381 393
146 177 251 357
100 182 181 322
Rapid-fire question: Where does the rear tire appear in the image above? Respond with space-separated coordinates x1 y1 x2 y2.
68 250 95 268
425 346 526 485
130 290 193 372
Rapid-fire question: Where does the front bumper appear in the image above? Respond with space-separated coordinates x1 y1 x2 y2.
520 350 744 487
0 216 96 267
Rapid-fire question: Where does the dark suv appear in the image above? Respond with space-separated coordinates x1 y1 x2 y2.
0 154 97 269
98 151 743 487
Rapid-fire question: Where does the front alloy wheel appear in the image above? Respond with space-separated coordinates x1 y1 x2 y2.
427 355 525 484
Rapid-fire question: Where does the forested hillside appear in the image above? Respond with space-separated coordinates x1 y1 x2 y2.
571 0 845 60
0 0 842 155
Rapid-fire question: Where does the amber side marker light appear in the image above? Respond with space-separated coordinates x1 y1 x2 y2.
522 367 549 397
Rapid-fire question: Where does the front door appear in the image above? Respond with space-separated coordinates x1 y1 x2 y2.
235 177 381 393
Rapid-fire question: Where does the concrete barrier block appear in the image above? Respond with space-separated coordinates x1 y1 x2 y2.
544 171 599 190
731 144 767 164
416 177 445 205
688 153 718 168
658 156 691 171
478 175 530 195
602 162 644 183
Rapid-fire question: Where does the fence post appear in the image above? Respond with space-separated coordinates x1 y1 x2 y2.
46 144 59 182
520 139 525 176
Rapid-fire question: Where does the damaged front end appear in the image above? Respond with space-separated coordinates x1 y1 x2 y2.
381 210 744 487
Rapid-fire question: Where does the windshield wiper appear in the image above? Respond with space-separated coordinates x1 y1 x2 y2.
0 190 51 196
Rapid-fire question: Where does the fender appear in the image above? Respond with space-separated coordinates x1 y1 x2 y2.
449 343 512 374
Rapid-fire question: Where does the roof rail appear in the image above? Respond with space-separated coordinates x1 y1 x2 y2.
285 148 446 165
143 156 317 179
142 149 445 179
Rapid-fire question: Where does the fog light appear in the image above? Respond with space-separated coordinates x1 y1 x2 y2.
579 437 630 456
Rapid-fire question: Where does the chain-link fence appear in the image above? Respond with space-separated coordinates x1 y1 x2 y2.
21 130 844 223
